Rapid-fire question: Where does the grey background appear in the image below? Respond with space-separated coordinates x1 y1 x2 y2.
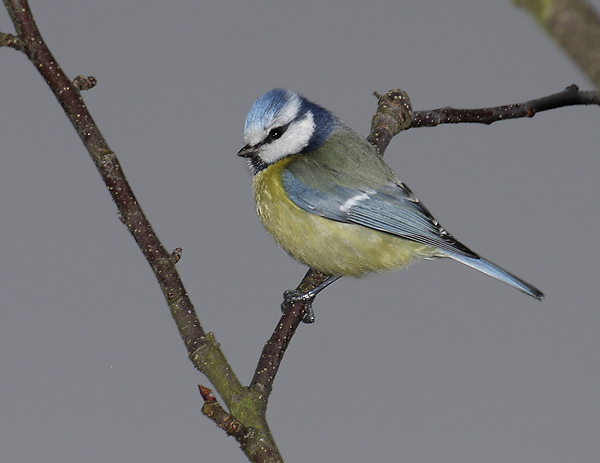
1 1 599 462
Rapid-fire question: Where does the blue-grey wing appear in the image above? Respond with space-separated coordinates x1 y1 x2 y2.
281 167 475 258
281 155 544 300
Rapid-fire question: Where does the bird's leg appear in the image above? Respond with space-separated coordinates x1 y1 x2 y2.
281 275 341 323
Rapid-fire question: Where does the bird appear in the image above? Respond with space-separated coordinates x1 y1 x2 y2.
238 88 543 321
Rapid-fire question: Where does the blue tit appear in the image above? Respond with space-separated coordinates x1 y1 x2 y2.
238 89 543 315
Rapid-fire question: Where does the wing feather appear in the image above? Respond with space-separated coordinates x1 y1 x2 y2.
278 126 543 300
281 167 475 258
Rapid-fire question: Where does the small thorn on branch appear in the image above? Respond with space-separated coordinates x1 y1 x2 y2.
72 75 97 91
0 32 23 51
198 384 216 402
170 247 182 264
198 385 255 440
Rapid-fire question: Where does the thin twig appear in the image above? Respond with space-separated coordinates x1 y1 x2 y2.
411 85 599 127
0 31 23 50
250 268 328 396
72 75 98 91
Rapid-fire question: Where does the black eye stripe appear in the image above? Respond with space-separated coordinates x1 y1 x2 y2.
268 128 283 140
266 123 290 143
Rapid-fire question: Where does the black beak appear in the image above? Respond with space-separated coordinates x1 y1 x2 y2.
237 145 256 158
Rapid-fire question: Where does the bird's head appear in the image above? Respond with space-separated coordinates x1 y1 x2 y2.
237 89 339 174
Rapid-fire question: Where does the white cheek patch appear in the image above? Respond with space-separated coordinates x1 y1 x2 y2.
257 112 315 164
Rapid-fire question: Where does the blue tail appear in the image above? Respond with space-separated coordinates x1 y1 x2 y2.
449 253 544 301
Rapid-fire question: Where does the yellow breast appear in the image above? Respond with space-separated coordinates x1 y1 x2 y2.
252 157 436 277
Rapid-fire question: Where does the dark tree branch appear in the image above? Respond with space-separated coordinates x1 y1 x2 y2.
411 84 599 127
1 0 216 374
1 1 281 461
250 268 328 397
368 89 414 153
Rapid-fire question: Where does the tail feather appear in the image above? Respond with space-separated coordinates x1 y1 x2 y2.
449 253 544 301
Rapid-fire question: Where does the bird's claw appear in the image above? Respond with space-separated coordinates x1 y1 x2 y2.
282 290 316 324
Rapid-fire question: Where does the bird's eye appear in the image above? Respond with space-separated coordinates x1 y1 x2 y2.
268 127 284 141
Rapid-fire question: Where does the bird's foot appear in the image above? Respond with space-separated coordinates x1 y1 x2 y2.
280 275 342 324
282 290 316 323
